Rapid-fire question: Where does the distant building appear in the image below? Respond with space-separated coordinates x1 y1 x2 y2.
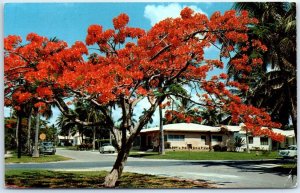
57 131 86 146
139 123 296 151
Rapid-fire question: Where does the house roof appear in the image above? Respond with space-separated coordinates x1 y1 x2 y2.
141 123 295 138
58 135 74 140
58 131 86 140
140 123 220 133
271 129 295 138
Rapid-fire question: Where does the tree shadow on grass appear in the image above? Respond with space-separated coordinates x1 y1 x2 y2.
129 153 158 158
5 170 213 189
5 171 106 188
186 159 297 176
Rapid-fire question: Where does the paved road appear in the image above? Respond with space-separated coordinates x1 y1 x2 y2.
5 149 297 188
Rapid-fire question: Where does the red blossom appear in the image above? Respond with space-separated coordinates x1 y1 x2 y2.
36 86 53 98
113 13 129 29
180 7 194 19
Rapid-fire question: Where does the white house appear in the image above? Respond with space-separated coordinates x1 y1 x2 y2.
139 123 296 151
224 125 296 151
58 131 86 146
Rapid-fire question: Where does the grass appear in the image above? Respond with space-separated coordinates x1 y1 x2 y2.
5 169 214 188
58 146 78 150
129 150 280 160
5 154 72 163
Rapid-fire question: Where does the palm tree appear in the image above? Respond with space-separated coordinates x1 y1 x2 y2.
56 113 76 144
140 108 153 129
200 108 229 126
230 2 296 138
86 106 106 151
32 103 54 157
26 108 33 155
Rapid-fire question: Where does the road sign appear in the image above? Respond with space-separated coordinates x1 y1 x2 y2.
40 133 46 140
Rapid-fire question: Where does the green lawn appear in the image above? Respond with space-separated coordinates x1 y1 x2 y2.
5 154 72 163
129 150 280 160
5 169 213 188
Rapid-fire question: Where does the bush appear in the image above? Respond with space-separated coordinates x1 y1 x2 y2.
212 145 228 152
164 142 171 149
213 145 222 152
221 146 228 152
77 143 93 150
261 150 271 155
64 141 72 146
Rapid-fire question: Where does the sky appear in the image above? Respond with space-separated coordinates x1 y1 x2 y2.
4 2 234 127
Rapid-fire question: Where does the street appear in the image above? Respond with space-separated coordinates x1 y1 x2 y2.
5 149 297 188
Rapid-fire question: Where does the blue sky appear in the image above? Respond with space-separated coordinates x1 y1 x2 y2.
4 2 233 127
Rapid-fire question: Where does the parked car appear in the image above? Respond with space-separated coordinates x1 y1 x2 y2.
99 143 115 154
39 142 56 155
278 145 297 159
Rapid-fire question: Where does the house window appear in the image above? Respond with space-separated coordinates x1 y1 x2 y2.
201 136 207 143
260 137 269 145
248 136 253 144
212 135 222 142
168 135 185 141
164 135 167 142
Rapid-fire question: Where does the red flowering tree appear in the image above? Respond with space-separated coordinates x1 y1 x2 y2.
4 8 284 187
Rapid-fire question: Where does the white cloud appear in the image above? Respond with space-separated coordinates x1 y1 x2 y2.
144 3 207 26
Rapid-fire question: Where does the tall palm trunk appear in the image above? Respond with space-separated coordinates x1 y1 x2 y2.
92 127 96 151
16 114 22 158
245 130 250 153
289 88 297 141
159 106 165 155
26 108 32 154
32 109 40 158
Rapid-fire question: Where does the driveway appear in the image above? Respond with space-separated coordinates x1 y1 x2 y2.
5 148 297 188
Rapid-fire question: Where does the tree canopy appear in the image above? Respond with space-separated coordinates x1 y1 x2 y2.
4 7 285 187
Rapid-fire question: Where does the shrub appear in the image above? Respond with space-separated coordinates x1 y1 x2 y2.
221 146 228 152
213 145 222 152
234 136 245 152
164 142 171 149
64 141 72 146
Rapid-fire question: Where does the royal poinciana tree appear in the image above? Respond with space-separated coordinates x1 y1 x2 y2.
4 8 285 187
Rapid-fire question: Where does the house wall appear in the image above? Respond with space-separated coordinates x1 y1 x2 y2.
279 137 297 148
140 127 296 151
141 131 232 151
238 134 272 151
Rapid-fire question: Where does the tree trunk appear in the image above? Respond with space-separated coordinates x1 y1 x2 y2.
27 108 32 154
92 127 96 151
245 130 250 153
289 89 297 141
81 132 84 144
103 144 132 187
159 106 165 155
16 114 22 158
32 109 40 158
208 132 212 151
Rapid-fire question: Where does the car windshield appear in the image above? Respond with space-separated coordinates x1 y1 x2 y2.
42 142 53 146
288 146 296 150
102 143 111 146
